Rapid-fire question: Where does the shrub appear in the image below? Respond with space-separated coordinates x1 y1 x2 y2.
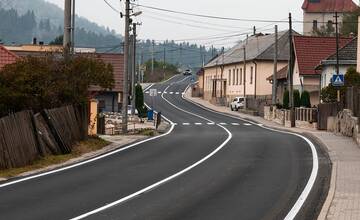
283 90 289 109
300 91 311 107
0 54 114 116
135 84 147 118
293 90 301 108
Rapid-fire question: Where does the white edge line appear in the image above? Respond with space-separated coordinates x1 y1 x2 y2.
182 88 319 220
70 78 232 220
70 124 232 220
0 83 168 189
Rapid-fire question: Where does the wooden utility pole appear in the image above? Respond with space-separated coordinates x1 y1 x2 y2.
63 0 72 59
131 23 137 115
243 45 247 109
122 0 130 133
71 0 75 54
288 13 295 127
272 25 278 105
335 11 341 102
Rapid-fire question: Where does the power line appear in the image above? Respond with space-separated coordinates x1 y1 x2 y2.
103 0 121 14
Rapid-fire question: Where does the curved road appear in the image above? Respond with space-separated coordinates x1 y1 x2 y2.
0 74 329 220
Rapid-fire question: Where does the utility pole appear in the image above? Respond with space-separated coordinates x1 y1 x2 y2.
163 47 166 80
180 43 183 69
243 45 247 109
63 0 72 59
272 25 278 105
131 23 137 115
335 11 341 102
122 0 130 133
253 26 256 35
151 41 154 75
288 13 295 128
71 0 75 54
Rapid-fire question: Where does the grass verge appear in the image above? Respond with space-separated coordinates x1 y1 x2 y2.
0 136 110 179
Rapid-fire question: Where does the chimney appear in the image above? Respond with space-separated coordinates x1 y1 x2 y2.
32 37 37 45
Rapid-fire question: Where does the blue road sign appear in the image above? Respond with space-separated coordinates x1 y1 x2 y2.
332 74 344 87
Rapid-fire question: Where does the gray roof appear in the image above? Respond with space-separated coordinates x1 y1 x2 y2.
205 30 291 68
326 38 357 61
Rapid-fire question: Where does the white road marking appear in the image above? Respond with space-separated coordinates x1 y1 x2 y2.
169 92 174 94
175 92 180 95
71 77 232 220
243 123 252 126
219 123 227 125
231 123 240 126
182 123 190 126
163 92 168 94
145 91 149 94
182 89 319 220
195 123 202 125
207 122 215 125
158 91 162 94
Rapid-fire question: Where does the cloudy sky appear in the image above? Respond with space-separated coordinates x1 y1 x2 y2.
44 0 357 47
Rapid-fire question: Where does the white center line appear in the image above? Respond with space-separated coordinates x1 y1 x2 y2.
175 92 180 95
163 92 168 94
219 123 227 125
243 123 252 126
207 122 215 125
158 91 162 94
169 92 174 94
231 123 240 126
195 123 202 125
182 123 190 126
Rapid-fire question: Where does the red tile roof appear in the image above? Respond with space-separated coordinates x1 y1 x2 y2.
0 45 18 70
302 0 358 13
293 36 352 75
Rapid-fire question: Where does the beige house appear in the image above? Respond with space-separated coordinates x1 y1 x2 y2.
302 0 358 36
203 31 291 105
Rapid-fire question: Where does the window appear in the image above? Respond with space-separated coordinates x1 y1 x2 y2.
250 66 254 84
233 69 236 85
228 70 231 86
236 69 239 85
313 20 318 31
240 68 242 85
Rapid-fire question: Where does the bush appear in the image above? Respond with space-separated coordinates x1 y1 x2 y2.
293 90 301 108
0 54 114 116
283 90 289 109
300 91 311 107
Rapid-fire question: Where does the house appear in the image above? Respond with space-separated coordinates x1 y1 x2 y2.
302 0 358 35
0 45 18 70
316 38 357 89
203 31 292 105
291 35 352 104
7 44 124 113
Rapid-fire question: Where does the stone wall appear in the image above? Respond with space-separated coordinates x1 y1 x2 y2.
333 110 360 144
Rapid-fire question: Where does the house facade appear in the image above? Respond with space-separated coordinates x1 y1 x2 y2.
302 0 358 36
203 31 291 105
317 38 357 89
291 35 352 105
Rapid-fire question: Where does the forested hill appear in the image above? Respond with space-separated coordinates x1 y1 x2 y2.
0 0 218 69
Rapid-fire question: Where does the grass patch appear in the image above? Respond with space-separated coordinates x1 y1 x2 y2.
134 128 158 136
0 136 110 179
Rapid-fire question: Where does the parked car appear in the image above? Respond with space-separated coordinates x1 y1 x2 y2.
183 69 192 76
230 97 245 111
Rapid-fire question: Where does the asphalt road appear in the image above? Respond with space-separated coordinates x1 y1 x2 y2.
0 74 329 220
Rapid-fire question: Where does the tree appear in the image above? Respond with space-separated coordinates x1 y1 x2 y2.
283 90 289 109
341 9 360 36
49 35 63 45
135 84 147 118
293 90 301 108
300 91 311 108
0 54 114 116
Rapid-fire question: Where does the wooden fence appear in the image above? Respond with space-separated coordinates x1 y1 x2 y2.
0 105 88 170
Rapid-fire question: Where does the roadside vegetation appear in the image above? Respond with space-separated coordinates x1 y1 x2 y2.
0 136 110 178
143 60 180 83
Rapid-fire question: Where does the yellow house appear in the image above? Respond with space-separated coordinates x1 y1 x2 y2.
203 31 291 106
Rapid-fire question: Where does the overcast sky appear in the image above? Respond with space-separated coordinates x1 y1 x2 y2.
44 0 357 47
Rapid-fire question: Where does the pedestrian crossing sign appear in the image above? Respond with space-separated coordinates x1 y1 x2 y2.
332 74 344 87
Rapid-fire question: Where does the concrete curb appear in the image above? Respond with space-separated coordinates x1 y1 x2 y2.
183 92 335 220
